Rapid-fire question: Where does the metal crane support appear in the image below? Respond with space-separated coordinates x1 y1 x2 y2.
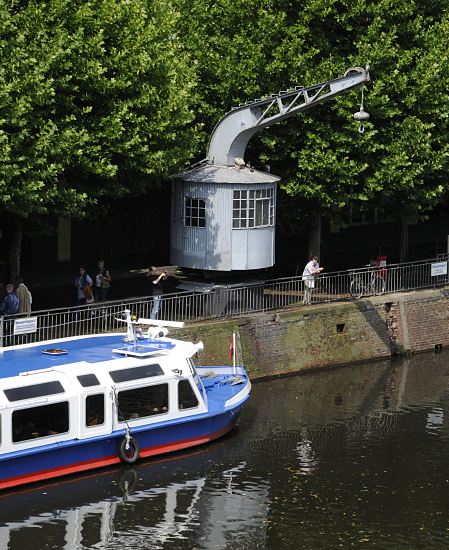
207 66 370 167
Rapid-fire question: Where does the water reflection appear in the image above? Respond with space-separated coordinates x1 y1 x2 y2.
0 456 269 549
295 430 318 476
1 350 449 549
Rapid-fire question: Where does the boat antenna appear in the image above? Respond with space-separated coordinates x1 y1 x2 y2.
116 310 185 341
124 309 137 343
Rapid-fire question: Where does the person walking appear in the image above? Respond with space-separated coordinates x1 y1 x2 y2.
75 266 93 306
147 266 167 319
0 284 20 316
302 256 323 305
93 259 112 302
15 277 32 314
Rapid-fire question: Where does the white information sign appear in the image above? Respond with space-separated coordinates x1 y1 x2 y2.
13 317 38 335
431 261 448 277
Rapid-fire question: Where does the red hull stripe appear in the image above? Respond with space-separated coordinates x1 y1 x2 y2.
0 422 235 490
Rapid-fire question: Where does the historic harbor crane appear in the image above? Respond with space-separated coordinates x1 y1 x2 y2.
170 67 370 272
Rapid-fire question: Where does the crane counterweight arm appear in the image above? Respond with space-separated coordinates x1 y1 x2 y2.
206 66 370 167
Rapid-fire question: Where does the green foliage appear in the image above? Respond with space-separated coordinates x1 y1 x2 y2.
2 0 449 236
0 0 199 219
176 0 449 224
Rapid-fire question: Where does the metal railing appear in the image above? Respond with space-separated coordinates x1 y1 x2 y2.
0 255 447 348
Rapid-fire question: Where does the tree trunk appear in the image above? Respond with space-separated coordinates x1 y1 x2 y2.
8 215 23 283
399 218 409 263
308 214 321 260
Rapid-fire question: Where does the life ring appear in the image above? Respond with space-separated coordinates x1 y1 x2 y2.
118 436 140 464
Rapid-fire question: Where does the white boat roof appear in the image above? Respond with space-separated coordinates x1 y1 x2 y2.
0 333 199 381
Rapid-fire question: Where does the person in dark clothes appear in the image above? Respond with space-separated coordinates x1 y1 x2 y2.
147 266 167 319
74 266 93 306
0 283 20 316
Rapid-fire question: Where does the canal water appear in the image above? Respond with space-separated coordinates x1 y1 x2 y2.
2 351 449 549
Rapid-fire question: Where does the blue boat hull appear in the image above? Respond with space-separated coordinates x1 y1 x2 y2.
0 408 241 490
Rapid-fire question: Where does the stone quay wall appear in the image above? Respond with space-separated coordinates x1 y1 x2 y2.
179 287 449 379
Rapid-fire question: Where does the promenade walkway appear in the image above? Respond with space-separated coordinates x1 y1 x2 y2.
19 260 179 311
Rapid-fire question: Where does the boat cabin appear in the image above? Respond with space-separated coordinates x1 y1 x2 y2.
0 334 207 456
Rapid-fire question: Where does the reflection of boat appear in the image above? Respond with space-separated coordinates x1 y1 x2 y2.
0 455 269 550
0 310 251 490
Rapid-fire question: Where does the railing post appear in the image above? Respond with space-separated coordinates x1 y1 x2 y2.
0 316 3 348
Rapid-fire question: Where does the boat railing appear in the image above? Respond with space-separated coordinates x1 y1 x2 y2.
0 254 447 347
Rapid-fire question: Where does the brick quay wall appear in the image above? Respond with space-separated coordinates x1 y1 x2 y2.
179 287 449 379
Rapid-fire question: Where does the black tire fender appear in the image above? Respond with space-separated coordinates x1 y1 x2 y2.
119 467 139 494
118 436 140 464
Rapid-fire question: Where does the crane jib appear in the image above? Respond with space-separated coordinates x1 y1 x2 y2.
207 66 370 167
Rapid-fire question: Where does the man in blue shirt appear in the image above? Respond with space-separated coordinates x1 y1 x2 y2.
0 284 20 316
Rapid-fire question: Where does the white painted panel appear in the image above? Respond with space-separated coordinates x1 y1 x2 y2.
246 227 275 269
179 182 208 269
206 185 232 270
231 230 248 270
171 179 277 271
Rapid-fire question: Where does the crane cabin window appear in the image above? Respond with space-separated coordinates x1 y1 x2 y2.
184 198 206 227
233 188 274 228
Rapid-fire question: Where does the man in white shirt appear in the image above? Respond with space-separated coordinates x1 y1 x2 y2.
302 256 324 305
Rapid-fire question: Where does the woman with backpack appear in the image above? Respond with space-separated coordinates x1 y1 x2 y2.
75 266 93 305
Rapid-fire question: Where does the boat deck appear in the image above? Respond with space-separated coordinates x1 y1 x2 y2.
0 334 185 379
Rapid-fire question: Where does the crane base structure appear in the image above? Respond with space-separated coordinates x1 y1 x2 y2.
170 67 370 272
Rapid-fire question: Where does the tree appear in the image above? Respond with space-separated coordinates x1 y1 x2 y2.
176 0 449 261
0 0 199 279
258 0 449 260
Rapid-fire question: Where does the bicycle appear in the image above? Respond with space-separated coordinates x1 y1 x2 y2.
349 267 386 300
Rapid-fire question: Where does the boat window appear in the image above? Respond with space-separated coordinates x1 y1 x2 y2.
117 384 168 421
178 380 199 410
4 381 65 402
109 364 163 383
12 402 69 443
192 372 206 400
78 374 100 387
86 394 105 427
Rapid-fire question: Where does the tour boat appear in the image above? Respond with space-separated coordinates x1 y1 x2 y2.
0 310 251 490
